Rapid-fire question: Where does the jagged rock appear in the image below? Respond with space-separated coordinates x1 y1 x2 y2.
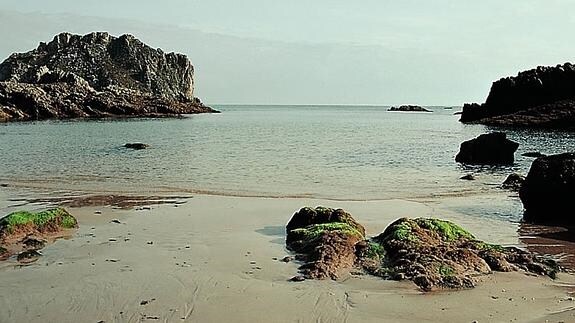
501 173 525 191
0 32 217 121
455 132 519 165
520 153 575 225
285 206 366 279
388 105 431 112
124 143 149 150
460 63 575 128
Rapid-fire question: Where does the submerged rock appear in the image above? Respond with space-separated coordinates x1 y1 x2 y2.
124 143 149 150
460 63 575 128
286 206 366 279
455 132 519 165
388 105 431 112
0 32 217 121
460 174 476 181
0 208 78 260
520 153 575 225
286 208 560 291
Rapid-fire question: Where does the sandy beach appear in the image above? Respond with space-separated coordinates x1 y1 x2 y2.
1 194 574 323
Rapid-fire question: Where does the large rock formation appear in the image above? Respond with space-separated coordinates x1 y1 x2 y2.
520 153 575 225
0 32 217 121
455 132 519 165
460 63 575 128
285 208 559 291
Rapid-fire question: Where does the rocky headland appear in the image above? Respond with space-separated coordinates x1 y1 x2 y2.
460 63 575 128
0 32 217 121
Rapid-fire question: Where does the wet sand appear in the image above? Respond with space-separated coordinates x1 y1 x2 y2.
0 195 574 322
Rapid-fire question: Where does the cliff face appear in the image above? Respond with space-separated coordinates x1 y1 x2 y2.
461 63 575 128
0 32 216 121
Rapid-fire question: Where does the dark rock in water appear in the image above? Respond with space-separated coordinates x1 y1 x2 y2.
286 206 366 279
124 143 149 150
460 63 575 128
522 152 546 158
501 173 525 191
520 153 575 225
17 249 42 263
455 132 519 165
0 32 217 122
460 174 475 181
285 208 559 291
388 105 431 112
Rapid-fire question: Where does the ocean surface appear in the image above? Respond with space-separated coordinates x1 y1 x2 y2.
1 105 575 220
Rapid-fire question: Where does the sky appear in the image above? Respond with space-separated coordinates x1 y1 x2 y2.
1 1 574 105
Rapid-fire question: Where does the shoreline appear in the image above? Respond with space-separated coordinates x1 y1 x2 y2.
1 193 575 322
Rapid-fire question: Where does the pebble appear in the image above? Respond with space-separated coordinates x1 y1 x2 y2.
281 256 294 263
289 275 306 282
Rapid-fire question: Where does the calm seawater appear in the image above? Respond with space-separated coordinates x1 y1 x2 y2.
1 105 575 218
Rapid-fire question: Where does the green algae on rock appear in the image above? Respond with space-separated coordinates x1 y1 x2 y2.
0 208 78 262
1 208 77 236
286 207 366 279
285 210 561 292
369 217 559 291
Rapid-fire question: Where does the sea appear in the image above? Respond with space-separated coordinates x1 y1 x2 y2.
1 105 574 222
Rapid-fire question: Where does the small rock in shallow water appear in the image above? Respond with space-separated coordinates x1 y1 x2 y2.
460 174 475 180
17 250 42 263
289 275 306 282
281 256 294 263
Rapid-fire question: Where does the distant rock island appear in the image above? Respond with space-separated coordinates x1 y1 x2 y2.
460 63 575 128
0 32 217 121
388 105 431 112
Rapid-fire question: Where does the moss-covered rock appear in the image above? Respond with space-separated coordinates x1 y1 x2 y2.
285 207 366 279
371 217 558 291
0 208 78 262
0 208 77 239
286 206 365 239
286 211 561 292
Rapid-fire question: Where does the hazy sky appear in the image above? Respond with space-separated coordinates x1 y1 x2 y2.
1 1 574 105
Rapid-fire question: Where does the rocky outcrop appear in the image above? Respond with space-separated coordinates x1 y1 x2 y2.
388 105 431 112
285 208 560 291
365 218 558 291
286 207 366 280
455 132 519 165
520 153 575 225
460 63 575 128
0 32 217 121
0 208 78 262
